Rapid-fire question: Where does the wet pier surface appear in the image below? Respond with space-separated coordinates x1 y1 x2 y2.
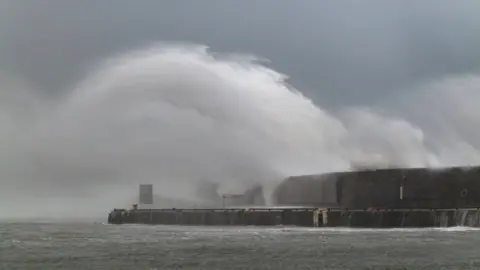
107 207 480 228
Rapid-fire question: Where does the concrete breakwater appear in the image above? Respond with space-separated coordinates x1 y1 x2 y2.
107 208 480 228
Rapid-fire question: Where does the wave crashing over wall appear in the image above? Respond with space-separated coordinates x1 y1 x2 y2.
0 44 479 219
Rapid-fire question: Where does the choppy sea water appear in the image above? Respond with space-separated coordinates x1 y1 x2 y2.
1 222 480 269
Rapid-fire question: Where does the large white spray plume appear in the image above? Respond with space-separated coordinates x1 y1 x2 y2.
0 44 479 219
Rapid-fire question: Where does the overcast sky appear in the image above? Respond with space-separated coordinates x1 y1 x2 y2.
1 0 480 106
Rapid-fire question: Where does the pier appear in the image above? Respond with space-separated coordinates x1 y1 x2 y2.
108 166 480 228
107 207 480 227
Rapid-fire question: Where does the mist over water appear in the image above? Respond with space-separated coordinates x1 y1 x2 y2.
1 44 479 219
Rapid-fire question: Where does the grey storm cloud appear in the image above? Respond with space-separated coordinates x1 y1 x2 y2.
1 0 480 105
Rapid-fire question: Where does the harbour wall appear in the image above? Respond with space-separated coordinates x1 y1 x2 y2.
273 166 480 209
108 208 480 228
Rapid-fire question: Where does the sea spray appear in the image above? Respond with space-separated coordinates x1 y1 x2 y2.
0 44 478 219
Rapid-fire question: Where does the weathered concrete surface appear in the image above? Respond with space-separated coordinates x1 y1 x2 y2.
273 166 480 209
107 208 480 228
108 208 316 226
323 208 480 228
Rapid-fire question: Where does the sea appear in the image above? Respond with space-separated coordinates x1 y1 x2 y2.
1 222 480 269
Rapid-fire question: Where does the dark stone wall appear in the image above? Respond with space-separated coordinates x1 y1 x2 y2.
399 167 480 208
272 174 338 206
337 168 403 209
273 166 480 209
109 208 480 228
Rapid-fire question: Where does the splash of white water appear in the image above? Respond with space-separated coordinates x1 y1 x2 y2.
0 44 479 219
